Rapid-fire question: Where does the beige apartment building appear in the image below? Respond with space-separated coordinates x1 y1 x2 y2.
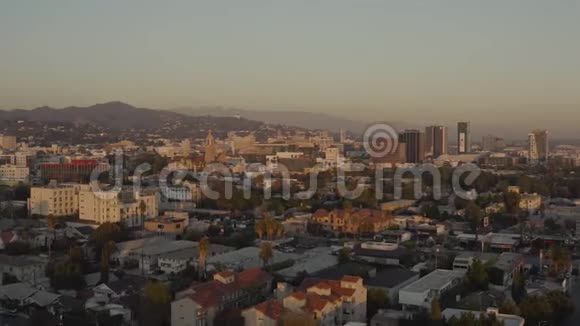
78 185 159 227
242 275 368 326
28 181 80 216
0 165 29 185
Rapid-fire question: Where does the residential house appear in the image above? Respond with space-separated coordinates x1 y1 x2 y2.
0 254 45 285
244 275 367 326
172 268 272 326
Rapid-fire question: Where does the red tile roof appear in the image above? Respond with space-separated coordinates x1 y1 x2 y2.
215 271 234 279
312 209 329 218
341 275 362 283
255 299 284 320
0 231 17 246
290 291 307 301
187 268 270 308
305 293 329 312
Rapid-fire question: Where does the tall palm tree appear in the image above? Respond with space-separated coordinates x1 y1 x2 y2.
47 214 57 259
139 201 147 227
198 236 210 279
259 241 273 269
255 220 265 239
100 240 116 283
550 245 571 274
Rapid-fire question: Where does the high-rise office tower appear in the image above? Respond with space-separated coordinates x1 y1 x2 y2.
425 126 448 158
528 129 549 164
457 122 471 154
399 129 425 163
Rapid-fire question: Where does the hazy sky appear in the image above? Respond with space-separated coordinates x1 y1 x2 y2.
1 1 579 137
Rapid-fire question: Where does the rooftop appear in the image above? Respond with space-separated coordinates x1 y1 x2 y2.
183 268 271 308
494 253 525 272
366 267 419 289
401 269 466 294
442 308 524 326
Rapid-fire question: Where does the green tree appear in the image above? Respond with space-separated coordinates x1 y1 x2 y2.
367 288 389 319
511 269 526 304
499 298 520 315
546 290 575 323
50 259 85 290
338 248 351 264
425 203 441 220
465 260 489 291
100 240 116 283
144 280 171 305
465 201 484 232
139 280 171 326
549 244 571 275
504 191 521 214
519 295 553 326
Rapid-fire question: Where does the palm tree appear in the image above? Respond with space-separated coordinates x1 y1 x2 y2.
255 221 265 239
259 241 273 269
275 223 284 238
139 200 147 228
265 215 276 240
198 237 210 280
100 240 116 283
550 245 571 274
47 214 57 259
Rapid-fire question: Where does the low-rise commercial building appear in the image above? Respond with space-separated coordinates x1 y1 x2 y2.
144 216 188 235
489 253 525 289
399 269 466 311
157 244 234 275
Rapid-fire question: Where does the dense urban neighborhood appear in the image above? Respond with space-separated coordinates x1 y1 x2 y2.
0 112 580 326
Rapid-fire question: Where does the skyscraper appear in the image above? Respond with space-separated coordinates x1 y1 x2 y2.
399 129 425 163
528 129 549 164
457 122 471 154
425 126 448 158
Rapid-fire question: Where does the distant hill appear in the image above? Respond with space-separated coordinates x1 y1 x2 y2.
172 107 386 133
0 102 266 144
0 101 264 131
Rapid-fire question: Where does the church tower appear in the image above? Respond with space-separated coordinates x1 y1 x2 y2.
204 130 217 163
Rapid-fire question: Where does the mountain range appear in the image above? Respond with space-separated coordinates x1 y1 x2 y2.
172 106 398 133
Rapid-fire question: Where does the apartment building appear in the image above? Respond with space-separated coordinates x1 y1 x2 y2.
78 185 159 227
243 275 367 326
28 181 80 216
311 208 393 234
0 165 29 184
172 268 272 326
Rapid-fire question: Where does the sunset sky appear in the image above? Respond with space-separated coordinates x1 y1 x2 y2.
1 1 579 137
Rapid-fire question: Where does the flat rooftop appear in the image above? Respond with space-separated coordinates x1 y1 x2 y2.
401 269 466 293
442 309 524 326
